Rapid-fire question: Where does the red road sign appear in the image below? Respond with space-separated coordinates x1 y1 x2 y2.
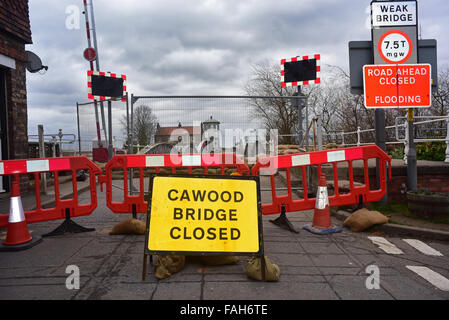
363 64 431 108
83 47 97 62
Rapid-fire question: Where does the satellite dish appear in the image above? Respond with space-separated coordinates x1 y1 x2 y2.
25 51 48 73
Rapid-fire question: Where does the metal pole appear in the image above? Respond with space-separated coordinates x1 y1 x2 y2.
375 109 388 204
76 102 82 155
126 92 130 154
316 116 323 151
89 0 108 143
407 108 418 191
108 100 113 160
445 117 449 163
129 94 134 196
131 94 134 153
82 0 102 147
58 129 63 157
404 120 409 164
296 86 303 145
305 96 309 151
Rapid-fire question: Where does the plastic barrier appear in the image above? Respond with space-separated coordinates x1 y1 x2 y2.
251 145 392 215
99 153 250 214
0 156 102 228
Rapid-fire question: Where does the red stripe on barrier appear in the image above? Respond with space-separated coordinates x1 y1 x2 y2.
4 161 27 175
345 148 363 161
165 154 181 167
127 155 146 168
50 158 71 171
201 154 221 166
277 156 291 169
310 151 327 165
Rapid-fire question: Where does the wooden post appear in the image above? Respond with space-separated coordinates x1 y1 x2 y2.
38 125 47 194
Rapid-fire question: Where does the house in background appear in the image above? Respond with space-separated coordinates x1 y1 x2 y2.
0 0 33 192
154 116 221 152
154 122 201 144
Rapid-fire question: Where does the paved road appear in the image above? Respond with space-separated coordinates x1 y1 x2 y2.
0 175 448 300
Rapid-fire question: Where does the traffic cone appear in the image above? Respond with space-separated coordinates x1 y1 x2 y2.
0 176 42 251
303 174 342 235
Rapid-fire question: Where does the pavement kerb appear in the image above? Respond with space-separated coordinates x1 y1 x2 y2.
332 209 449 242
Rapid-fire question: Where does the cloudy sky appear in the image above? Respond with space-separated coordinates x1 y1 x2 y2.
26 0 449 147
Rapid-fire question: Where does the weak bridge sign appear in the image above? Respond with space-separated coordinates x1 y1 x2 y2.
145 175 263 255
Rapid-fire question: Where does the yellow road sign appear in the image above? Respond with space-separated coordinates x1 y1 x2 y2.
145 175 262 255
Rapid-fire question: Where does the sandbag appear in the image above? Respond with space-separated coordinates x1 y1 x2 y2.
343 208 389 232
278 144 299 150
278 148 300 155
245 256 280 282
109 218 146 235
155 255 186 279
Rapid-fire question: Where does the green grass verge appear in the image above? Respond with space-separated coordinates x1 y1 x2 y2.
371 202 449 225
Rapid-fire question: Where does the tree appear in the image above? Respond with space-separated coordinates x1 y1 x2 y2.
244 61 449 148
244 61 309 144
121 105 158 146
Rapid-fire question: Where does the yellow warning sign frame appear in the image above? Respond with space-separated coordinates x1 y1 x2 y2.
143 174 263 256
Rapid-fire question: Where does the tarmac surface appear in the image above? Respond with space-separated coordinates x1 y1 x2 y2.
0 174 448 300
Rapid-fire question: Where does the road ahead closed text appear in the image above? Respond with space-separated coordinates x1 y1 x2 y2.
147 176 261 254
363 64 431 108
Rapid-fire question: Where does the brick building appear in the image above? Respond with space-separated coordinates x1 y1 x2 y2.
154 122 200 144
0 0 32 191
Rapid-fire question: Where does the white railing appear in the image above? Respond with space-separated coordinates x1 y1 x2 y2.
278 115 449 163
320 116 449 163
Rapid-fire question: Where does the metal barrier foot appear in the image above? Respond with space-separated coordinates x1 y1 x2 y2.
303 224 342 235
42 209 95 237
269 205 299 234
352 195 364 212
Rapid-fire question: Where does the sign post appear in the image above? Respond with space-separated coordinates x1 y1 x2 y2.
87 70 127 160
370 0 420 196
280 54 321 149
143 174 264 280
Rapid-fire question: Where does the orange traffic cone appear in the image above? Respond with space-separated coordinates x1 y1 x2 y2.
0 176 42 251
303 174 342 235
